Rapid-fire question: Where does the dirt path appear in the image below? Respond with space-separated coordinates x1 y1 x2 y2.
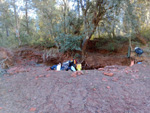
0 64 150 113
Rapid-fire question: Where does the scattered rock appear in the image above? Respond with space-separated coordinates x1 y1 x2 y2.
103 72 114 77
106 86 111 89
102 77 108 82
93 88 96 91
71 72 77 77
29 107 36 111
71 71 84 77
15 48 43 64
7 66 30 75
112 77 119 82
98 68 104 71
46 74 51 77
0 65 7 76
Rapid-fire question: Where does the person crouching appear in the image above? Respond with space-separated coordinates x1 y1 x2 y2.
134 47 144 56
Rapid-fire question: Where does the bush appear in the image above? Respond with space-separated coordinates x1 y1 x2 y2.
95 37 122 52
105 42 118 52
0 35 19 48
55 33 82 52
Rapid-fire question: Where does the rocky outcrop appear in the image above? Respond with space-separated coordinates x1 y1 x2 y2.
0 47 14 69
43 48 62 65
15 48 43 64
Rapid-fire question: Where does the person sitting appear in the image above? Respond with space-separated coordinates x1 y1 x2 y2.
134 47 144 56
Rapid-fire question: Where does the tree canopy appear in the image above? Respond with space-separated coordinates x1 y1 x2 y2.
0 0 149 51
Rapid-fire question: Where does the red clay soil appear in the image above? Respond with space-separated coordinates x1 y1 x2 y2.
12 43 131 70
82 40 131 69
0 63 150 113
83 53 131 69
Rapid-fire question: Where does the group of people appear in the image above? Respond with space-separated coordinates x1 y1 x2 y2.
50 59 81 72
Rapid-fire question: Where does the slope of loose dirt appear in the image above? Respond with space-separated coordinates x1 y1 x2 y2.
0 64 150 113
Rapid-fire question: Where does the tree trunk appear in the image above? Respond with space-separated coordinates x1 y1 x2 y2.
13 0 21 45
112 23 116 38
77 0 80 17
63 0 67 34
6 27 9 37
129 36 132 50
25 0 29 34
80 0 105 59
98 26 100 38
82 24 97 52
5 23 9 37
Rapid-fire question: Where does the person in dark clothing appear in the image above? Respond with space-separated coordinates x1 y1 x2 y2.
50 65 57 70
65 60 77 71
134 47 144 56
50 59 77 71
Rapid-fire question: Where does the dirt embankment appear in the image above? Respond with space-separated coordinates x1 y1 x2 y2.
1 43 150 72
12 45 132 69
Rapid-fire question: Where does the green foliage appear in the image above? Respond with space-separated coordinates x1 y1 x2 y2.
0 0 150 51
19 33 31 45
132 41 142 47
105 42 118 52
29 34 55 48
0 35 19 48
55 33 82 52
115 36 128 43
37 40 55 48
95 37 128 52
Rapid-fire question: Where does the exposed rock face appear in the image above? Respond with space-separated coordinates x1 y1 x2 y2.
0 47 14 69
43 48 62 65
15 48 44 64
42 48 77 65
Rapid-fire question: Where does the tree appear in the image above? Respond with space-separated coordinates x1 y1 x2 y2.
122 0 147 46
0 1 10 37
8 0 22 45
0 0 149 49
32 0 59 40
80 0 122 56
22 0 33 34
0 0 16 47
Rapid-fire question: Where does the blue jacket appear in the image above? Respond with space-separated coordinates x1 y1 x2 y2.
135 47 143 55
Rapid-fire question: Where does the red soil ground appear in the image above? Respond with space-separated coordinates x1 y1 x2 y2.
0 63 150 113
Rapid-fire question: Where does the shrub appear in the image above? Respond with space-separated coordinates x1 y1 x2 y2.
55 33 82 52
95 38 121 52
